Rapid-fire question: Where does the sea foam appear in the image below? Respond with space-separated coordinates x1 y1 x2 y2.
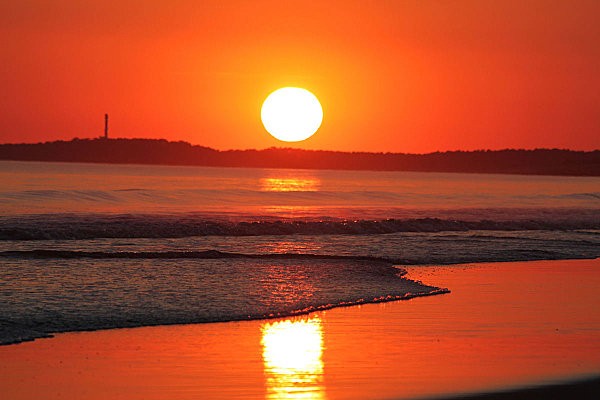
0 257 446 345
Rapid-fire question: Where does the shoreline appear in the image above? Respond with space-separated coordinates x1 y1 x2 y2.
1 258 599 399
0 287 451 347
0 254 449 347
2 256 596 348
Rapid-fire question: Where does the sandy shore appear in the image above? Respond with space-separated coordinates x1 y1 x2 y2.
1 258 599 399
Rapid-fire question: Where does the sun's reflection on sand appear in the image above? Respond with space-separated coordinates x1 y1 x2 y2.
261 316 325 399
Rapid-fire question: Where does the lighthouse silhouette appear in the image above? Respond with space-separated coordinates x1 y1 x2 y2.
103 114 109 139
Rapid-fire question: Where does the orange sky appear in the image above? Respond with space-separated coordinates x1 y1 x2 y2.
1 0 599 153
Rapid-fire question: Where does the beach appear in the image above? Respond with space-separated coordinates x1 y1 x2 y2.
3 1 600 398
1 161 599 398
1 258 599 399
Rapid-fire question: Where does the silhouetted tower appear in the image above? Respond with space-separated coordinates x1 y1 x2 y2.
104 114 109 139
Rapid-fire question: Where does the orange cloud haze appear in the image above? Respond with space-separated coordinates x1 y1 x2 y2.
1 0 599 152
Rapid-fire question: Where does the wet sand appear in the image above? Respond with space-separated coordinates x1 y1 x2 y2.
1 258 599 399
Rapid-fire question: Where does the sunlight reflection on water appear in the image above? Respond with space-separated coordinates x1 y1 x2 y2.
260 177 321 192
256 240 323 254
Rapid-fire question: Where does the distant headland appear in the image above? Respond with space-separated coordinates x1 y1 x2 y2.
0 138 598 176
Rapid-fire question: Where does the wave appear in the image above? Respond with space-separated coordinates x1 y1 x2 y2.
1 213 599 240
0 256 447 345
0 249 394 263
560 192 600 200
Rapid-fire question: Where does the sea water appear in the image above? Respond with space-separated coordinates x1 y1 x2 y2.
1 160 599 344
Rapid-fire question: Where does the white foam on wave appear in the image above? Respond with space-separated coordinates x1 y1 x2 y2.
0 257 446 346
1 209 599 240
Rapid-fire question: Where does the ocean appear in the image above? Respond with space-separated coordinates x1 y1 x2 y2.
1 160 599 345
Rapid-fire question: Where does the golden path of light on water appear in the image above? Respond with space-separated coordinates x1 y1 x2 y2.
261 316 325 399
260 177 321 192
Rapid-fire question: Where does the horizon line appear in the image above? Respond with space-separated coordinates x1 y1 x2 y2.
1 136 598 155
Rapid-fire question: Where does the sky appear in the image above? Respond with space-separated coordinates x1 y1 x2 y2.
1 0 599 153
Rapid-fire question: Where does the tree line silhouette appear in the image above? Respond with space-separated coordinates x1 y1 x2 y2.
0 138 598 176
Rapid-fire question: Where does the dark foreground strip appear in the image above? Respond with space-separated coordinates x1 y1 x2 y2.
436 375 600 400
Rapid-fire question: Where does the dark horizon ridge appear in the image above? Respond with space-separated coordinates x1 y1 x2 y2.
0 137 598 176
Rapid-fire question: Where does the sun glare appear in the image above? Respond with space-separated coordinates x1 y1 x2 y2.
261 317 325 399
261 87 323 142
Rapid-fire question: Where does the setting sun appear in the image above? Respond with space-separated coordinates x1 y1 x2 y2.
261 87 323 142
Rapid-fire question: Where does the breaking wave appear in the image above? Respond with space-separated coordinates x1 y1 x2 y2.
0 256 447 345
1 212 599 240
0 249 394 263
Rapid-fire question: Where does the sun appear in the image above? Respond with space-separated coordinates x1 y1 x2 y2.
261 87 323 142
